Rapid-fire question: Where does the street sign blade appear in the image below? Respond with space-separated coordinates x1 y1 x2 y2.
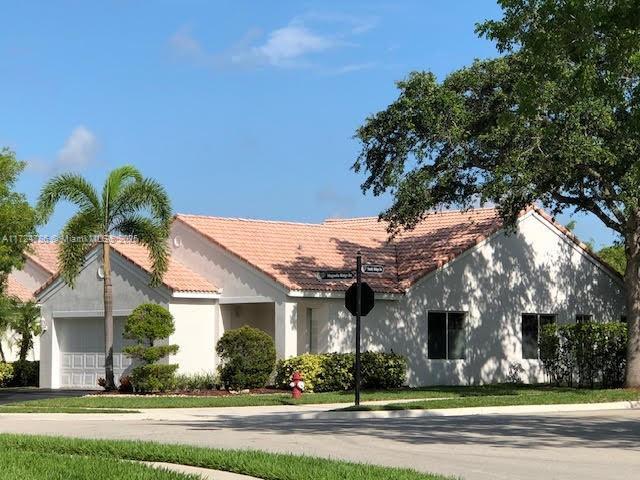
317 270 355 280
362 264 384 274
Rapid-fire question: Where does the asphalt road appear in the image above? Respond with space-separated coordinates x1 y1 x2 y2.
1 407 638 480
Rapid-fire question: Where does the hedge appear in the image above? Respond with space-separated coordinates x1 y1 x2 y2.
540 321 627 388
0 362 13 387
275 352 407 392
4 361 39 387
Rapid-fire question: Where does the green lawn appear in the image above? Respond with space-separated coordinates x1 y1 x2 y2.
0 449 195 480
2 384 638 412
0 434 451 480
341 388 640 411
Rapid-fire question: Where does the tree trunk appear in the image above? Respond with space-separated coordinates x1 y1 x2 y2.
103 241 116 390
0 342 6 363
625 211 640 388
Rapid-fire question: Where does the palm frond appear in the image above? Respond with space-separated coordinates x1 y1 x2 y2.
102 165 143 217
109 178 172 233
115 215 169 287
58 210 102 287
37 173 101 223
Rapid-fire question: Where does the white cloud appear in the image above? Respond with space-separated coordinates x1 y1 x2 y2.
56 126 98 170
169 12 378 72
27 126 99 174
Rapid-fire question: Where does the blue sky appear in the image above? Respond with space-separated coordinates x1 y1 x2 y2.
0 0 618 248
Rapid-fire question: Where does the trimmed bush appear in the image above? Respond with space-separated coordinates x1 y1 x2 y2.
123 304 179 393
0 362 13 387
7 360 39 387
274 354 323 392
131 364 178 393
317 353 355 392
540 321 627 388
361 351 407 389
216 326 276 390
275 352 407 392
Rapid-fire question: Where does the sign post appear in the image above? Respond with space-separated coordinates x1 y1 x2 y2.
355 252 362 406
321 258 380 407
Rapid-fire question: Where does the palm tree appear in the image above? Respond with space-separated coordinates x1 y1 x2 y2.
10 300 41 362
37 166 172 390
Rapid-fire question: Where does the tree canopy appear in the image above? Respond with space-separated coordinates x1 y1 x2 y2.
355 1 639 235
0 149 37 286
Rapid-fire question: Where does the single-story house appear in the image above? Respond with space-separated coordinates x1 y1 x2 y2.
5 206 626 389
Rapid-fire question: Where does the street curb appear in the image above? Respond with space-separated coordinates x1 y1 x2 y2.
297 400 640 420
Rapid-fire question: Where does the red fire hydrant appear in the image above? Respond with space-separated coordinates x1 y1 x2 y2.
290 371 305 399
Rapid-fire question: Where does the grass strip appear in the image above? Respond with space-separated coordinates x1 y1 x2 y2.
0 449 196 479
341 389 640 411
0 434 452 480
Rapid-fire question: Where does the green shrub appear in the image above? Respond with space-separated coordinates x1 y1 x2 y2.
7 360 39 387
0 362 13 387
275 354 324 392
274 352 408 392
540 321 627 388
123 304 179 393
316 353 355 392
131 364 179 393
216 326 276 390
174 372 219 391
361 351 407 389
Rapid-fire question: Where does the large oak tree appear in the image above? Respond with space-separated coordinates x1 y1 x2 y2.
354 0 640 386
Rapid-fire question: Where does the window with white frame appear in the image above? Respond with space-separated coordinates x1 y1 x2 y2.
427 311 466 360
522 313 556 359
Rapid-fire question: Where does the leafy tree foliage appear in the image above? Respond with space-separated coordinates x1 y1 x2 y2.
354 0 640 387
598 243 626 276
9 301 41 362
0 149 37 284
37 166 172 389
123 303 179 392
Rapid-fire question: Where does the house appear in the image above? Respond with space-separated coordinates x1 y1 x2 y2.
6 206 626 389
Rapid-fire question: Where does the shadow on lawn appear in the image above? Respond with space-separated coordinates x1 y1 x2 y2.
160 411 640 450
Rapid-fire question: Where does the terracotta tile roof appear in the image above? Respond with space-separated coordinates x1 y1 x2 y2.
31 240 218 296
6 274 34 302
111 241 218 294
175 207 505 293
25 242 60 274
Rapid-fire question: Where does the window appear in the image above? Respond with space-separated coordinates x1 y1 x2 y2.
428 311 465 360
522 313 556 359
576 314 592 324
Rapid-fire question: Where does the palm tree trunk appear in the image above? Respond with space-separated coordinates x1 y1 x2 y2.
103 241 116 390
0 342 6 363
625 211 640 388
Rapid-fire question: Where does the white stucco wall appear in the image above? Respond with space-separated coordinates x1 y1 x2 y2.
312 212 626 386
169 299 218 375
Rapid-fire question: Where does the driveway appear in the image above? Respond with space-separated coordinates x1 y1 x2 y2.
0 388 91 405
1 406 639 480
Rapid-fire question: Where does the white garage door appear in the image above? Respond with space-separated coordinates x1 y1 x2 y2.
57 317 134 389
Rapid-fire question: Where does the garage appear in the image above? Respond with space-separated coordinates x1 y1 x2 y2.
56 317 133 389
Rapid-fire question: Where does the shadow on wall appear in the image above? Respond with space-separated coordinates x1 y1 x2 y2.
271 220 624 386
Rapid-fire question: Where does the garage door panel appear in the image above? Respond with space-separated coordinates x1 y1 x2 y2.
57 317 130 389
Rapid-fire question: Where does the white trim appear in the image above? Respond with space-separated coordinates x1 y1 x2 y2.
219 295 274 304
287 290 402 301
172 291 220 299
53 309 134 318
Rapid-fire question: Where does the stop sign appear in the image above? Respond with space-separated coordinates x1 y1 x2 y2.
345 282 375 316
